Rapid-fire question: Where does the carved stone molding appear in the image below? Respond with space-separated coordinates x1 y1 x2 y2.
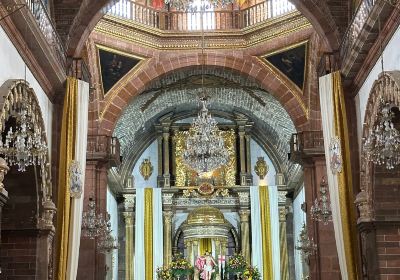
123 194 135 211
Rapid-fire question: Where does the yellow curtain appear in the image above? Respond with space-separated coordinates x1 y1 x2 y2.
332 71 359 280
144 188 153 280
55 77 78 280
199 238 212 255
259 185 273 280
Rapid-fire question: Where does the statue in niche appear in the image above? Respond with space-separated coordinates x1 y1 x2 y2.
195 251 217 280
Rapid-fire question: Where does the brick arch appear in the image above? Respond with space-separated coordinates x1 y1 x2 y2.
98 53 309 135
69 0 339 57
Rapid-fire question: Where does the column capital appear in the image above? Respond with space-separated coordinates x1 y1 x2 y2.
279 206 287 222
239 209 250 222
123 194 135 211
163 210 174 223
123 212 135 225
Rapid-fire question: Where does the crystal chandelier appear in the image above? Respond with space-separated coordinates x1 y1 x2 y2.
310 177 332 225
295 223 317 259
0 103 47 172
98 221 119 253
363 101 400 170
81 197 109 239
183 98 229 174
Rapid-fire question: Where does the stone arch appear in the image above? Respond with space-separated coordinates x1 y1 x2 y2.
99 53 309 134
356 71 400 223
0 79 56 279
355 70 400 280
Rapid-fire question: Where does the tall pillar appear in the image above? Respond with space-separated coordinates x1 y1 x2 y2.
163 129 171 187
239 210 251 263
279 199 290 280
123 212 134 280
245 134 253 185
238 129 247 186
0 157 9 258
157 133 163 187
163 211 173 265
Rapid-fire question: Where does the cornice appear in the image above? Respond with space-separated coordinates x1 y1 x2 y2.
94 12 311 50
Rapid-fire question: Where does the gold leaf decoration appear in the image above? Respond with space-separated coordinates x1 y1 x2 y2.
139 158 153 181
254 157 269 180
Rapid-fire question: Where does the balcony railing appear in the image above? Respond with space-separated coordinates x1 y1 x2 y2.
104 0 296 31
87 135 121 167
25 0 66 69
290 131 324 163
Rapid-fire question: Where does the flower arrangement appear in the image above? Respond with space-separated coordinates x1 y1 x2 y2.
157 253 193 279
156 266 173 280
242 265 261 280
225 253 247 274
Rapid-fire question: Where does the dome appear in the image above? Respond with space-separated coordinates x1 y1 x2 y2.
187 206 225 225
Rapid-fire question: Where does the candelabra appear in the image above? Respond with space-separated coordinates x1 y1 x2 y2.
310 177 332 225
295 223 317 259
363 102 400 169
81 197 109 239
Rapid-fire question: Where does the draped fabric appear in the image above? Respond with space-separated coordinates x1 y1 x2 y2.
200 238 212 255
259 186 274 280
319 71 359 280
152 188 163 280
293 186 306 280
250 186 263 273
268 185 280 280
136 188 162 280
55 77 78 280
135 188 145 280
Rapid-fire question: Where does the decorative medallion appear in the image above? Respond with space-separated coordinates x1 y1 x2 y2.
198 183 215 196
254 157 269 179
140 158 153 180
69 160 82 198
329 137 343 174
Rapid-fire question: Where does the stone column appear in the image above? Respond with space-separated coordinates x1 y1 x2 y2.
163 129 171 187
238 129 247 186
157 134 163 187
123 212 134 280
279 203 289 280
239 210 251 263
163 211 173 265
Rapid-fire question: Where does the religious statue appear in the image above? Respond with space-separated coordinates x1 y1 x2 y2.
195 251 217 280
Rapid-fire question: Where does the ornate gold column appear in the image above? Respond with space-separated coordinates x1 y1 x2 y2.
239 210 251 263
123 212 134 280
163 211 173 265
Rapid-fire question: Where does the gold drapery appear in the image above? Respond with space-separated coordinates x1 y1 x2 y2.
199 238 212 255
55 77 78 280
144 188 153 280
332 71 359 280
259 186 273 280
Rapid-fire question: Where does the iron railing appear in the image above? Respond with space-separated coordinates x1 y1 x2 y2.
104 0 296 31
25 0 66 69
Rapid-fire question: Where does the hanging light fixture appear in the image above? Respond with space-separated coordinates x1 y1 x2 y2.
182 1 229 175
363 101 400 169
81 197 109 239
98 220 119 253
295 223 317 259
310 177 332 225
0 99 47 172
362 16 400 170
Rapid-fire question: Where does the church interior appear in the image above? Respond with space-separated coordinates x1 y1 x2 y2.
0 0 399 279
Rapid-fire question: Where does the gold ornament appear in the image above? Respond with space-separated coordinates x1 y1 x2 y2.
254 157 269 179
139 158 153 181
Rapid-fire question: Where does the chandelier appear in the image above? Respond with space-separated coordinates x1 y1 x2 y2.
183 98 229 174
98 222 119 253
81 197 109 239
363 101 400 170
164 0 234 11
295 223 317 259
0 103 47 172
310 177 332 225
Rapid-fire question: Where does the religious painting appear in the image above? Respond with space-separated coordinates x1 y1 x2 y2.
262 42 308 91
174 129 236 187
97 46 142 94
